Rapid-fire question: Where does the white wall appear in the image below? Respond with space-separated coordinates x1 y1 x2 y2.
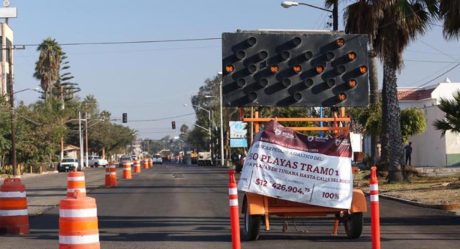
403 104 446 166
432 83 460 104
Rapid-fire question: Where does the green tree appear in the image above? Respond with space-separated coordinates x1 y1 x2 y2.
400 108 427 142
0 96 11 168
433 90 460 135
52 52 80 104
34 38 62 99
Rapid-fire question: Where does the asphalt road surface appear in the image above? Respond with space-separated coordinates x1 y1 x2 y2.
1 163 460 249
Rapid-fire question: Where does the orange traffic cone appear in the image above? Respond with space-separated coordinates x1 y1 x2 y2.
59 191 100 249
133 160 141 173
142 160 148 169
67 171 86 197
148 158 153 168
104 163 117 187
122 162 132 180
0 178 29 234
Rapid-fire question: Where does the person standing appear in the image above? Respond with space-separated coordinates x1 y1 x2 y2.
404 142 413 166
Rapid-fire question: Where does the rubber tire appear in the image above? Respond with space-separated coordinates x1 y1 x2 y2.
344 212 363 239
94 163 99 168
243 204 262 241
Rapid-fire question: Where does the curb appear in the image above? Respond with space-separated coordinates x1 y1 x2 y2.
1 171 59 181
379 193 460 215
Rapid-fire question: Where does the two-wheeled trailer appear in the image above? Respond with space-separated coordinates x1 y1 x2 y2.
240 111 367 241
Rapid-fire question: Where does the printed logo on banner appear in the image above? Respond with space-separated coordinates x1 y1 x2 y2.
230 121 248 139
237 121 353 209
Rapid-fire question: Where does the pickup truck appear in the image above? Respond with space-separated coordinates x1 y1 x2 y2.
88 156 108 167
58 158 79 172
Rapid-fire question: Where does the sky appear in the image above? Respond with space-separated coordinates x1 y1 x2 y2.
6 0 460 139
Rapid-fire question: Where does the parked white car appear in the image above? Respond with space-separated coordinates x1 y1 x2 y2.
58 158 79 172
152 155 163 164
88 156 108 167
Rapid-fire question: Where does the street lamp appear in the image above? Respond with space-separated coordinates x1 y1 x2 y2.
184 103 212 150
281 1 338 31
8 86 41 176
13 87 41 95
218 72 224 167
185 104 212 131
281 0 339 135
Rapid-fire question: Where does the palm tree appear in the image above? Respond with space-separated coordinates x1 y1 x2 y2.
433 90 460 135
334 0 437 181
439 0 460 39
34 38 62 99
340 0 383 164
374 1 437 181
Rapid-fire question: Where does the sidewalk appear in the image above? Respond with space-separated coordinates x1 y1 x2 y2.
1 168 114 216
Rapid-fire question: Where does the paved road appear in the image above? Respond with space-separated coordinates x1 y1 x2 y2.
1 164 460 249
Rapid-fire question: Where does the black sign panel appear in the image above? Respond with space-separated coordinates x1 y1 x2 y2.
222 31 369 107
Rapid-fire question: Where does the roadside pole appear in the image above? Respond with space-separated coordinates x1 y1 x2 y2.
228 170 241 249
370 166 381 249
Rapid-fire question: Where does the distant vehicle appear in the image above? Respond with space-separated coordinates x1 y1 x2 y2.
118 155 132 167
58 158 79 172
152 155 163 164
197 152 212 166
88 155 108 168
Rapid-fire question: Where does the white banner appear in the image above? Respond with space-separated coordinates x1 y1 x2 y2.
238 121 353 209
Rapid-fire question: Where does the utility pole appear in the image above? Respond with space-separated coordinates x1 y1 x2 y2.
7 46 16 176
332 0 338 31
219 73 224 167
60 86 64 160
85 112 89 168
78 111 84 170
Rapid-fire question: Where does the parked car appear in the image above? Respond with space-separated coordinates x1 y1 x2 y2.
152 155 163 164
58 158 79 172
118 155 133 167
88 155 108 167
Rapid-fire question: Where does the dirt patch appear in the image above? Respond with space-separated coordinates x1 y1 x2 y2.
355 170 460 210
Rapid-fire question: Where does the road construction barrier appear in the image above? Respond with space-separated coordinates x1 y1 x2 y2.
133 160 141 173
105 163 117 187
122 162 132 180
142 159 148 169
228 170 241 249
67 171 86 197
370 166 381 249
59 191 100 249
0 178 29 234
148 158 153 168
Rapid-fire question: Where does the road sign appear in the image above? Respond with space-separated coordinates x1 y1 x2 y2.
222 30 369 107
229 121 247 138
230 121 248 148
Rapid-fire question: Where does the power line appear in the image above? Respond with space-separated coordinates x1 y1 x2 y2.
416 62 460 88
406 59 459 63
18 37 221 47
126 113 195 123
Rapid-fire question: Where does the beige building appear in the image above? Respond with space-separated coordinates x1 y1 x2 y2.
398 79 460 167
0 22 13 97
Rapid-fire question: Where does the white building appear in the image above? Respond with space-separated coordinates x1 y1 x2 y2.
0 22 13 97
398 79 460 167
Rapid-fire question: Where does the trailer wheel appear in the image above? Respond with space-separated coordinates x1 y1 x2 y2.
243 204 262 241
344 212 363 239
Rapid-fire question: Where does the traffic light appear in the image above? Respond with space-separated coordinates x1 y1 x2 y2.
171 121 176 129
222 31 369 107
122 113 127 123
